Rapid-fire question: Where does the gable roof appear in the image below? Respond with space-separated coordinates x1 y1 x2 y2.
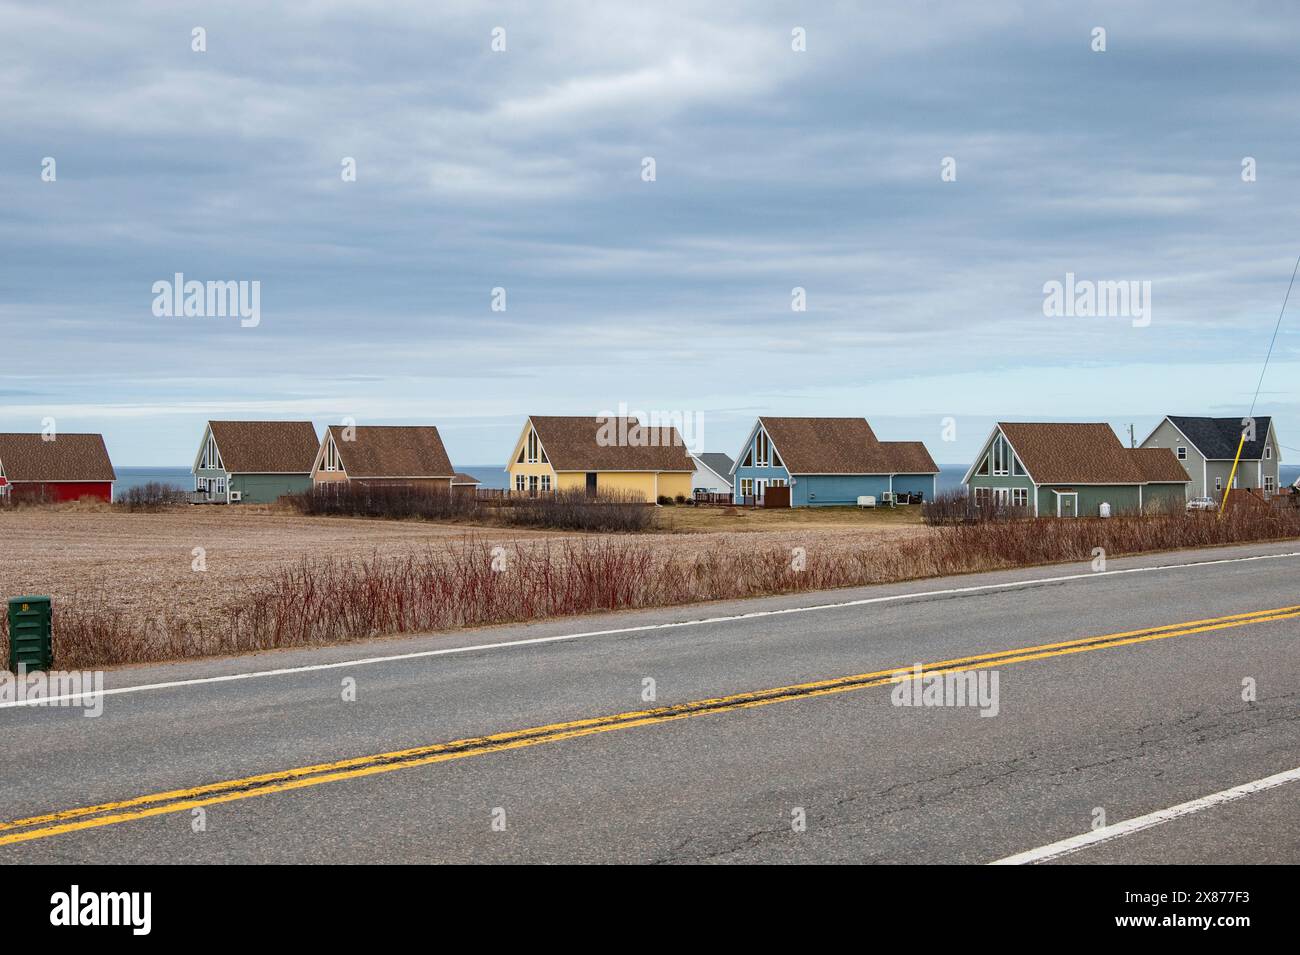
997 422 1188 485
1128 447 1191 483
525 416 693 472
0 433 116 483
1165 415 1274 460
756 417 892 473
751 417 935 474
879 441 940 474
207 421 319 474
451 472 480 485
325 425 454 478
693 452 735 485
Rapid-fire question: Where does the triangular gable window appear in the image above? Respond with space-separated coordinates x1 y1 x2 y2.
771 447 783 468
743 447 753 467
976 454 989 476
516 446 525 464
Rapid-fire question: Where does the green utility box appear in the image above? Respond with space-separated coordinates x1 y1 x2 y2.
8 596 53 672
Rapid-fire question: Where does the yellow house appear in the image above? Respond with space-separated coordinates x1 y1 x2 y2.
506 416 694 503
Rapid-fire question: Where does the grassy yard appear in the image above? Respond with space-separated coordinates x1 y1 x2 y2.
657 502 926 533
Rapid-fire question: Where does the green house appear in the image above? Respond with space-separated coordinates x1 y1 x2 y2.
963 422 1189 517
192 420 319 504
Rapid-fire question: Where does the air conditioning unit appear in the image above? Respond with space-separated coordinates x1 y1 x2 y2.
229 490 242 502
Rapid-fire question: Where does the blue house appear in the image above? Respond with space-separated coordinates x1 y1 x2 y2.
730 417 938 506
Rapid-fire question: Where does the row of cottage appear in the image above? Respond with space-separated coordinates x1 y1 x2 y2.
0 415 1285 516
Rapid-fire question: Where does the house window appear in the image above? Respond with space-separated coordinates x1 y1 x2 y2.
1265 475 1275 493
1012 456 1026 476
529 475 539 496
515 474 526 493
754 431 770 468
974 487 992 508
1215 476 1222 492
991 435 1011 476
740 478 754 498
976 455 989 476
322 438 341 471
216 476 226 495
770 479 787 487
526 430 539 464
541 475 551 492
1176 446 1187 460
1264 447 1272 460
200 433 223 470
1011 488 1028 507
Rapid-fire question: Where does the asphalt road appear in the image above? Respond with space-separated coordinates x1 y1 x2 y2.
2 540 1298 864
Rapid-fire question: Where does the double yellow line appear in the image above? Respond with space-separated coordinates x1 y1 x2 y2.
2 603 1297 848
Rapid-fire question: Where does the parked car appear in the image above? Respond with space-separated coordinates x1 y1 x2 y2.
1186 496 1216 511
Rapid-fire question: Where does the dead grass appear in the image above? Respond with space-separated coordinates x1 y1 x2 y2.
657 503 926 533
5 501 1296 670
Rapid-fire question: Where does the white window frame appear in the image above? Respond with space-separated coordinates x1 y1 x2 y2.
1264 475 1275 493
515 474 526 493
1264 446 1272 460
740 478 754 498
1176 446 1187 460
1011 487 1028 507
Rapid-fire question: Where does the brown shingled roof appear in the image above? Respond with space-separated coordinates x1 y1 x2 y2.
758 417 894 473
998 422 1187 484
326 425 454 478
879 440 940 474
1128 446 1191 483
0 433 116 482
528 416 693 472
208 421 319 474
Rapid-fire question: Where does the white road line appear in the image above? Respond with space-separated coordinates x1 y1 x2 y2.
4 548 1298 708
989 765 1300 865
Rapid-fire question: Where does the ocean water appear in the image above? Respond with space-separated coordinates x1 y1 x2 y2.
114 467 192 494
458 466 510 490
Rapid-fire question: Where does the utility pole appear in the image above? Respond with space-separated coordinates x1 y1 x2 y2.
1128 424 1135 448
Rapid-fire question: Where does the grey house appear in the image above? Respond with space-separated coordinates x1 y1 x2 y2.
1140 416 1281 500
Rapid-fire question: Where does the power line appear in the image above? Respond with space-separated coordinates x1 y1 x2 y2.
1248 252 1300 418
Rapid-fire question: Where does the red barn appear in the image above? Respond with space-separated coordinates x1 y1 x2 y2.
0 433 116 503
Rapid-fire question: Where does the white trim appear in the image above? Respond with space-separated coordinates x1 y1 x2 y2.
959 425 1003 485
689 454 732 487
1051 489 1079 517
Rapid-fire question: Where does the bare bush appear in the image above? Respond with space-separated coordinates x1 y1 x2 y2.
8 505 1298 669
116 482 188 511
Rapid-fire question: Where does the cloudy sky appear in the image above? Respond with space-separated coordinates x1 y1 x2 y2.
3 0 1299 467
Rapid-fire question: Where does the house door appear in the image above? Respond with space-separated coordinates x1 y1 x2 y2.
754 479 767 503
585 472 597 496
1058 493 1077 518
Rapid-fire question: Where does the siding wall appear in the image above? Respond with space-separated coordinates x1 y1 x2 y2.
233 473 313 503
1141 420 1205 497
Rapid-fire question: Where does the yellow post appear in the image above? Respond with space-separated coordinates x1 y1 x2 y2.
1217 433 1247 517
